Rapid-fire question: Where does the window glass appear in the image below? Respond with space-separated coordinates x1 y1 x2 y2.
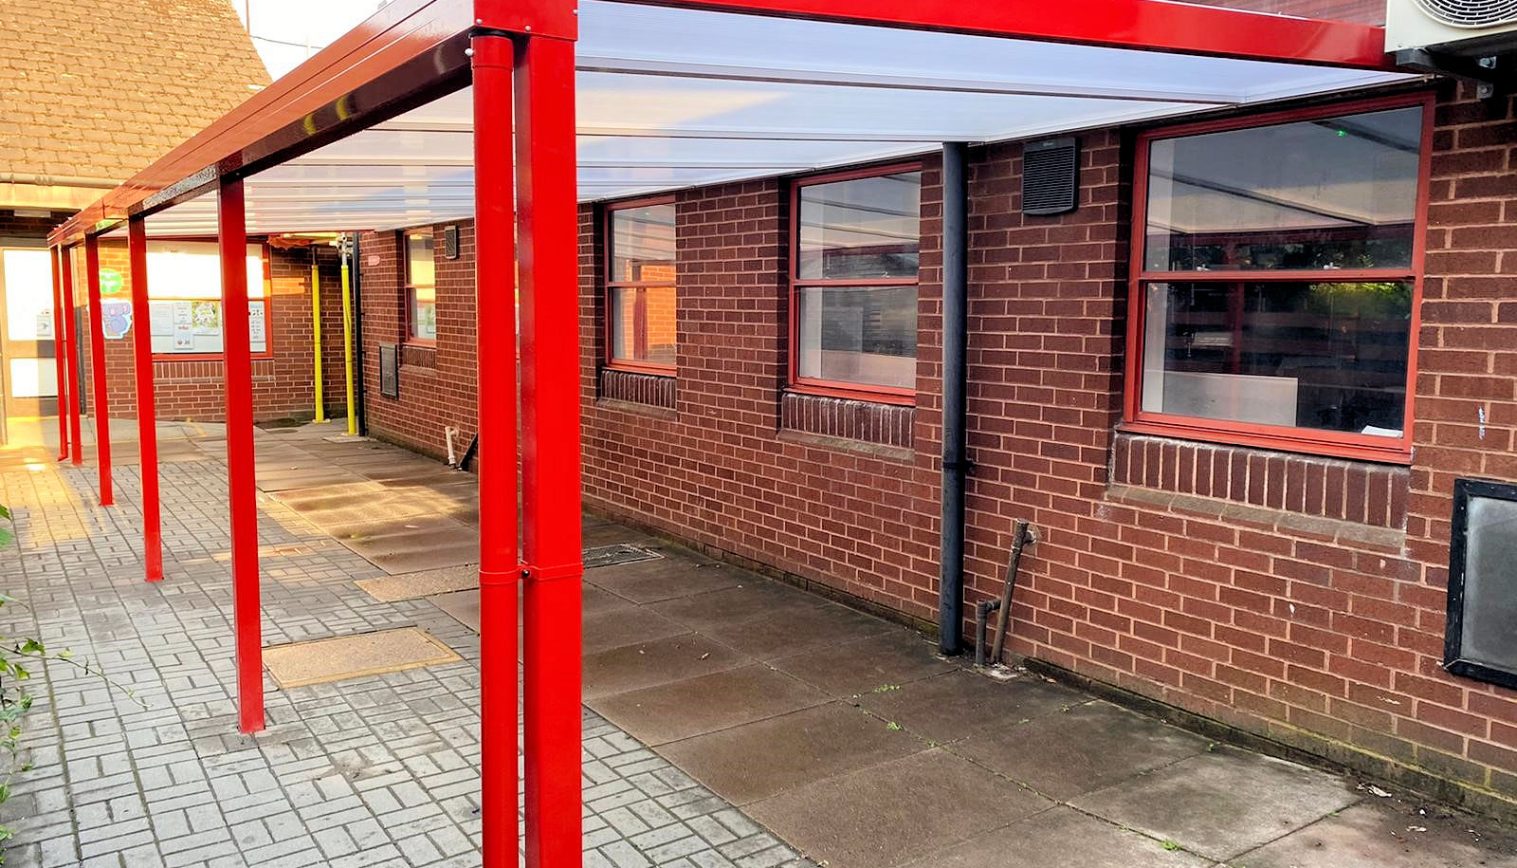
145 242 267 356
1145 106 1421 272
797 284 917 390
405 230 436 341
611 204 676 284
608 203 677 368
1141 281 1412 436
798 172 921 280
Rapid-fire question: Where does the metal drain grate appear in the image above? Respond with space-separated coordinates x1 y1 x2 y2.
583 543 663 569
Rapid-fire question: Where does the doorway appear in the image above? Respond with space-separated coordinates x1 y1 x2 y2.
0 246 60 422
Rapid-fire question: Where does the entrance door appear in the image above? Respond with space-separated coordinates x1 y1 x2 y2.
0 247 59 418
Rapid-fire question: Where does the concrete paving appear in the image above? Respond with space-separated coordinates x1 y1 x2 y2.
4 418 1517 867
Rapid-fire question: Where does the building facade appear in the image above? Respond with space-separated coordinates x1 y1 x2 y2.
357 79 1517 815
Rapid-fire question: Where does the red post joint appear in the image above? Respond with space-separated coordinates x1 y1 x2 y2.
50 247 69 462
128 219 164 582
516 33 585 868
60 247 84 466
219 177 264 734
471 32 521 868
83 235 113 506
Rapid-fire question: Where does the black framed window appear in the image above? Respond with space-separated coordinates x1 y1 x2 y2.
1445 478 1517 689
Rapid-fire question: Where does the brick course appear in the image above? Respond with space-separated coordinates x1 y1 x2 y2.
356 83 1517 811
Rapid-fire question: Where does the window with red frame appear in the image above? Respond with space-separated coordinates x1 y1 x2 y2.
1126 96 1429 462
605 199 677 372
403 228 436 342
791 165 921 401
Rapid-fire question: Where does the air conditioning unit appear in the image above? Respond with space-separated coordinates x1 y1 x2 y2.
1386 0 1517 55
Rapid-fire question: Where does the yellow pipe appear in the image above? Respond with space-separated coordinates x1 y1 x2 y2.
311 255 325 423
340 242 356 436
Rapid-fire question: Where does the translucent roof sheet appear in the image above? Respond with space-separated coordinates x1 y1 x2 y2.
132 0 1409 237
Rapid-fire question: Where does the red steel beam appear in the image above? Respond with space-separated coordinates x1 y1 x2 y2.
59 248 83 466
128 218 164 582
613 0 1391 68
83 236 114 506
471 32 521 868
50 248 69 462
515 32 585 868
220 178 265 734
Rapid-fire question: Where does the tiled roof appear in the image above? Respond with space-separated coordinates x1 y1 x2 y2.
0 0 270 184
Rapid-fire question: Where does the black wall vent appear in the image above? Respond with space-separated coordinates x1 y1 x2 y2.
1022 137 1079 216
379 344 400 399
443 224 460 260
1445 478 1517 690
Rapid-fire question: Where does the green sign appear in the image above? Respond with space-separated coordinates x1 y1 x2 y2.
100 269 125 296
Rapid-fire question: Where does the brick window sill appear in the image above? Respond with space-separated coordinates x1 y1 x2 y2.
600 368 675 411
1111 431 1408 530
780 390 912 450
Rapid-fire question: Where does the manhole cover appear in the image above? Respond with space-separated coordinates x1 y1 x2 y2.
583 543 663 569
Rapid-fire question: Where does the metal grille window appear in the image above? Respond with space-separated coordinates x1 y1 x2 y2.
403 228 436 343
1124 95 1430 463
605 198 677 373
791 164 921 402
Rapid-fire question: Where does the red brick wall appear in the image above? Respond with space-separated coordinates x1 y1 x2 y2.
356 224 478 461
70 241 343 423
356 84 1517 810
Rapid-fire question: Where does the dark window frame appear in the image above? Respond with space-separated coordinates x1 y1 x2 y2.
788 161 923 406
1445 477 1517 691
1121 92 1434 464
604 195 678 376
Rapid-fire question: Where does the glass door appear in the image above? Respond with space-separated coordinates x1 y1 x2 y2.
0 248 59 417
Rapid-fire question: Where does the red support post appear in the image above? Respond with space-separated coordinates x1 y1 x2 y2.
515 33 584 868
49 247 69 462
128 218 164 582
219 177 264 734
472 32 521 868
83 235 114 506
60 247 83 466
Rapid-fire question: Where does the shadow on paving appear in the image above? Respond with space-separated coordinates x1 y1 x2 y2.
242 422 1517 868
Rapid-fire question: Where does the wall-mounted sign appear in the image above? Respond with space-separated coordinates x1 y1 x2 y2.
100 269 126 296
101 300 133 339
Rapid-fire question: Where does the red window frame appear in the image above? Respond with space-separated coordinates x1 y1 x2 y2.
1122 92 1434 465
402 227 437 347
148 239 275 362
788 162 922 406
603 195 678 375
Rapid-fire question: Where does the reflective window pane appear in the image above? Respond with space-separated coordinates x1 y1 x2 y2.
797 284 917 389
410 286 437 341
610 285 677 366
1458 493 1517 676
1145 106 1421 272
799 172 921 280
1141 281 1411 436
611 204 676 284
406 230 435 288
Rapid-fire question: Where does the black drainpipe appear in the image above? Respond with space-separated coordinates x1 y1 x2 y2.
348 232 369 436
939 142 970 656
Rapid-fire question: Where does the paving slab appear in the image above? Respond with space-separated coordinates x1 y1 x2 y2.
582 633 748 699
858 669 1081 743
748 748 1052 868
899 805 1213 868
581 605 691 656
766 628 957 698
952 700 1210 800
1070 747 1361 862
263 628 462 688
1233 799 1517 868
590 557 745 603
429 589 480 632
355 564 479 602
659 702 925 805
588 664 828 746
